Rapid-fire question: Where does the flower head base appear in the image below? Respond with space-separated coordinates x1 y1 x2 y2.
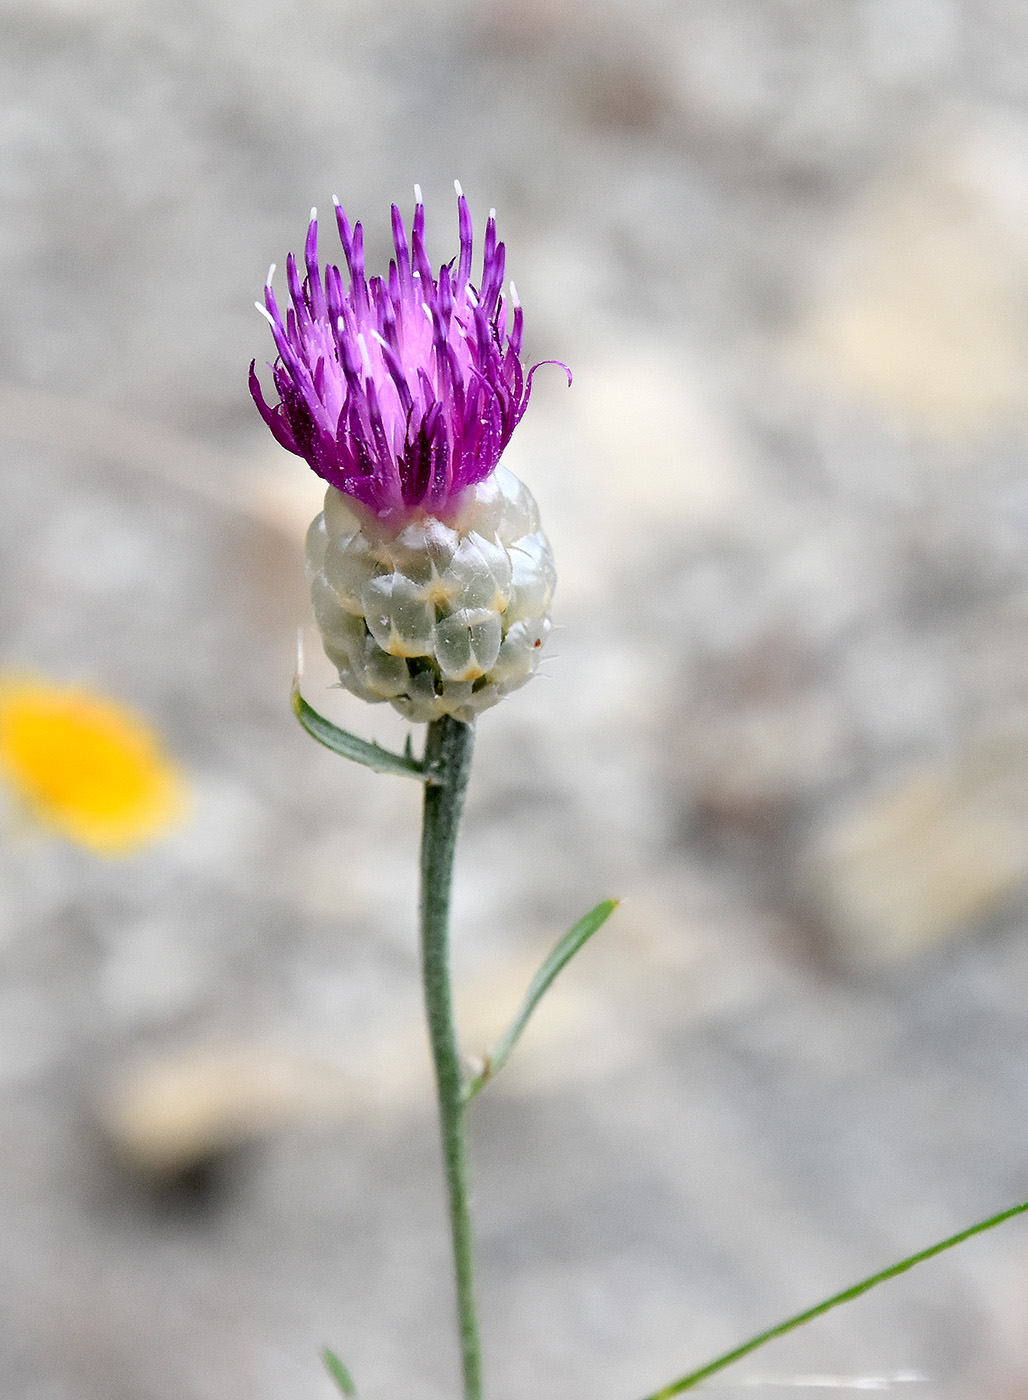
250 186 559 524
0 676 187 855
307 466 555 723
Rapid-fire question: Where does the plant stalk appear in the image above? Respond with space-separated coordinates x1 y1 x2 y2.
419 714 481 1400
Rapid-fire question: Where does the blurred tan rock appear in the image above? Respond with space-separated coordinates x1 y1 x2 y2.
805 740 1028 966
98 951 613 1177
572 339 745 531
791 119 1028 436
508 333 748 612
101 1045 368 1176
249 451 328 541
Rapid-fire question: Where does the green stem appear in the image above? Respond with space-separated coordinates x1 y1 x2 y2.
636 1196 1028 1400
419 714 482 1400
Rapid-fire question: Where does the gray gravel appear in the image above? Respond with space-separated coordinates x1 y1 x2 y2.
3 2 1028 1399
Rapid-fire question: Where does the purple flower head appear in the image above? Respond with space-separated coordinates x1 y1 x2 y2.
250 184 568 523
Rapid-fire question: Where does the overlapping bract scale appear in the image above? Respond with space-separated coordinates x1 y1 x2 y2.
306 467 555 723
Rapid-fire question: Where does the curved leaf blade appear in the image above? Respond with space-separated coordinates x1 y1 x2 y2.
463 898 619 1102
322 1348 357 1397
292 679 425 780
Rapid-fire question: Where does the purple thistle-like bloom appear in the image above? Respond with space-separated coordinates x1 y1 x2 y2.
250 186 562 522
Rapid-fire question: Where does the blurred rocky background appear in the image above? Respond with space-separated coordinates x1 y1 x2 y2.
3 0 1028 1397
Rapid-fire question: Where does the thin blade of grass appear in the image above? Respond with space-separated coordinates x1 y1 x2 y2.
463 898 619 1102
636 1197 1028 1400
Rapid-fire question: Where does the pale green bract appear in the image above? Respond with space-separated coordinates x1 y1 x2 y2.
306 465 555 723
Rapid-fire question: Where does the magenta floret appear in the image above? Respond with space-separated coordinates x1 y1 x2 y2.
250 189 565 522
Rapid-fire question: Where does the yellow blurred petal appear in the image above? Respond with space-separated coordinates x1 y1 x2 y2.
0 675 188 855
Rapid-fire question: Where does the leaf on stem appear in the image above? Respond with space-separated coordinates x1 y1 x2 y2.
635 1196 1028 1400
463 898 619 1103
322 1348 357 1397
291 678 426 780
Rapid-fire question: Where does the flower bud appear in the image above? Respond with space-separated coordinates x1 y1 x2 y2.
251 187 568 721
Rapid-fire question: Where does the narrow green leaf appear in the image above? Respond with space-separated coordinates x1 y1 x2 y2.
463 898 619 1102
636 1197 1028 1400
322 1348 357 1397
292 679 425 781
